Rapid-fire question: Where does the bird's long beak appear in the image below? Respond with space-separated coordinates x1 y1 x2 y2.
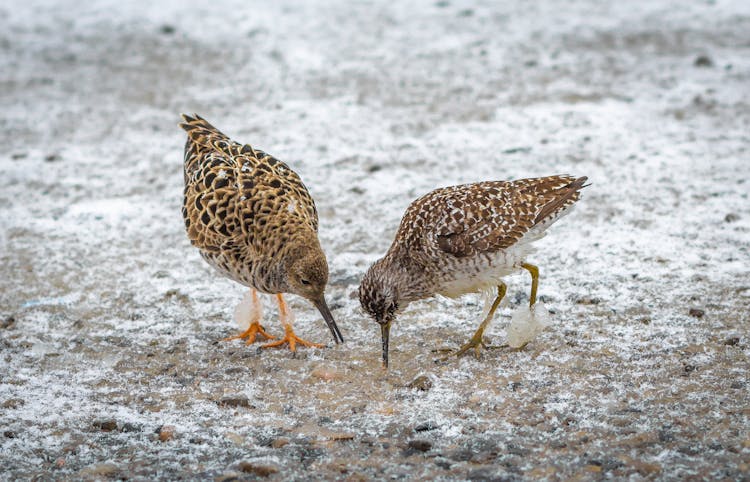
380 320 391 369
314 297 344 344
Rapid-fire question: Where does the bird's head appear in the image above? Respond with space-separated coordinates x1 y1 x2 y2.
287 244 344 344
359 261 400 368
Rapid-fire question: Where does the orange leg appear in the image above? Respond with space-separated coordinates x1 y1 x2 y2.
262 294 324 351
223 289 275 344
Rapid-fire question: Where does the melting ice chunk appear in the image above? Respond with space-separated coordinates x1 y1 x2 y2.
234 291 262 330
506 302 551 348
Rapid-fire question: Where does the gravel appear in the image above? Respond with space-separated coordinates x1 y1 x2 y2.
1 0 749 480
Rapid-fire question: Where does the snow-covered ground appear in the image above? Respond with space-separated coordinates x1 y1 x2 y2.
2 0 749 479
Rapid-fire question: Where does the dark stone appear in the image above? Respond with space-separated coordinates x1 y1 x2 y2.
415 422 439 432
683 364 697 374
658 429 674 443
730 381 744 389
218 395 253 408
93 419 118 431
724 337 740 346
366 164 382 173
44 153 61 162
502 146 531 154
408 439 432 452
121 423 142 433
4 431 16 438
694 55 713 67
725 213 740 223
1 315 15 329
160 24 176 35
588 458 625 471
688 308 705 318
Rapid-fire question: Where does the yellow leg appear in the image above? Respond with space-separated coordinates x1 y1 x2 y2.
223 289 275 344
261 294 324 351
450 283 507 359
521 263 539 307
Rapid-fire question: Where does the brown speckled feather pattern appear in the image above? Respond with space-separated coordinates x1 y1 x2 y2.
180 114 319 293
402 176 585 260
366 176 587 302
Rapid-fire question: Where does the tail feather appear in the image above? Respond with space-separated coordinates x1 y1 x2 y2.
179 113 231 148
533 176 588 225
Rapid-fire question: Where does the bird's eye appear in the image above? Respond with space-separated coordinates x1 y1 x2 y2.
300 278 311 286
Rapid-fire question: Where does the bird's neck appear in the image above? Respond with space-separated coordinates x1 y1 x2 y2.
379 248 433 305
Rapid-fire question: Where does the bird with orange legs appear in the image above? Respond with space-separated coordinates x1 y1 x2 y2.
180 114 343 350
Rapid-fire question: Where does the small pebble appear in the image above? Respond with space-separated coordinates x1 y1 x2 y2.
218 395 252 408
157 425 176 442
407 375 432 391
121 422 142 433
1 315 15 329
694 55 713 67
2 398 25 409
688 308 705 318
4 431 16 438
408 439 432 452
92 419 118 432
576 296 601 305
724 337 740 346
271 437 290 448
724 213 740 223
239 461 279 477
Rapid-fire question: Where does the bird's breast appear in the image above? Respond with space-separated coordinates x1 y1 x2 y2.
434 245 533 298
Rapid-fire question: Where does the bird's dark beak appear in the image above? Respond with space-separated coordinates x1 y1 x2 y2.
314 297 344 344
380 320 391 369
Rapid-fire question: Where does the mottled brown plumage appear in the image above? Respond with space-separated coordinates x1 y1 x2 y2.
359 175 588 367
180 114 343 349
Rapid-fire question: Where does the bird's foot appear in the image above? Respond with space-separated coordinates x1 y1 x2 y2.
261 325 323 352
441 334 489 360
222 321 276 345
